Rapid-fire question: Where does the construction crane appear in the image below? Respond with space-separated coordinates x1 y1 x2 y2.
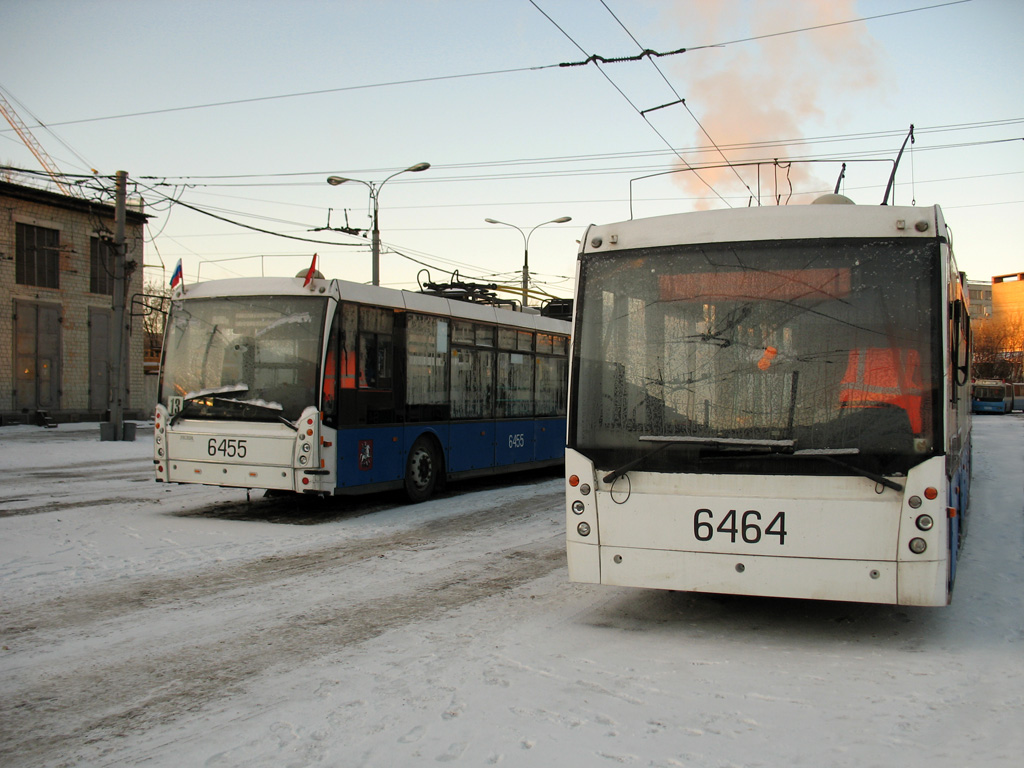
0 87 75 196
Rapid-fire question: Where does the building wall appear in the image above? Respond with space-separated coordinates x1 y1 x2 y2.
992 272 1024 318
0 182 149 423
967 280 993 320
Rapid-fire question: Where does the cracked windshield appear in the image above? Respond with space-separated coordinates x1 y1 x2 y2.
574 239 940 476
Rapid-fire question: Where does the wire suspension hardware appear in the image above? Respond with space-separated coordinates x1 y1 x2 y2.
309 207 365 237
640 98 685 117
559 46 688 68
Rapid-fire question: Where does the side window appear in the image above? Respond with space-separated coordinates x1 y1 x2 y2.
475 324 494 347
535 355 568 416
359 306 393 389
497 351 534 417
339 303 358 390
453 320 475 346
322 310 341 424
452 347 494 418
406 314 449 406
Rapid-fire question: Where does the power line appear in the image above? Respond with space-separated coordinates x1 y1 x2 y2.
0 2 973 135
598 0 756 201
134 182 367 248
538 1 736 205
113 117 1022 189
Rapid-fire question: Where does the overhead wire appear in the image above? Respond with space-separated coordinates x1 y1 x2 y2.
528 0 731 206
0 1 973 136
0 82 98 174
124 117 1024 186
598 0 757 203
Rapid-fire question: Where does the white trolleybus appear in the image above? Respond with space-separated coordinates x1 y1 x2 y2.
565 196 972 606
154 275 570 502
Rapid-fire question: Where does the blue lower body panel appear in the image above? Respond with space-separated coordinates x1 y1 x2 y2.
336 418 566 491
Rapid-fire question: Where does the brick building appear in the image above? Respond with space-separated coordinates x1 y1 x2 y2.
0 180 149 424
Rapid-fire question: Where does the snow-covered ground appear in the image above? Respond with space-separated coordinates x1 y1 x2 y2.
1 416 1022 768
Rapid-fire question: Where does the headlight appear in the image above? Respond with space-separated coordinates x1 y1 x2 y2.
577 522 591 537
916 514 934 531
909 537 927 554
302 442 311 453
571 500 585 515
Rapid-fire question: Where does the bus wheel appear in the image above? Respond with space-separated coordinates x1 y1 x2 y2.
405 436 439 503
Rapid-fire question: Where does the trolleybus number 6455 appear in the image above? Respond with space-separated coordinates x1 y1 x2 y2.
693 509 787 545
208 438 248 458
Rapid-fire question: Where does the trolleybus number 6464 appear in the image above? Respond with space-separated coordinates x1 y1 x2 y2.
693 509 787 545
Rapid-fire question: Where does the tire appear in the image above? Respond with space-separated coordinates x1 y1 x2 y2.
404 435 439 503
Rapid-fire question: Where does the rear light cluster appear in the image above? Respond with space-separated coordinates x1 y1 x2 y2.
153 406 169 482
295 408 329 493
906 486 939 555
567 474 593 538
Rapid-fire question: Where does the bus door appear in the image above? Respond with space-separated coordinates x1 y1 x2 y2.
448 321 496 472
495 340 536 466
335 304 403 488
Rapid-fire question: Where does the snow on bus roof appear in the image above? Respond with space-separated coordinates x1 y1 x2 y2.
173 275 570 335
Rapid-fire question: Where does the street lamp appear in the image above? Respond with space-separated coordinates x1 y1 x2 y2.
327 162 430 286
484 216 572 307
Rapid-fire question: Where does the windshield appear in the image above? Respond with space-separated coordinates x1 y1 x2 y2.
571 238 941 477
973 385 1006 401
160 295 328 423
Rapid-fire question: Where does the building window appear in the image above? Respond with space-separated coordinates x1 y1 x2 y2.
16 223 60 288
90 237 116 295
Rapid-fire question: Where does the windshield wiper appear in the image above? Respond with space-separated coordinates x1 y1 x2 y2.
170 387 250 425
709 445 903 492
170 389 298 430
603 435 795 483
640 435 795 450
604 436 902 493
810 453 903 491
218 398 297 430
643 436 903 492
602 442 673 484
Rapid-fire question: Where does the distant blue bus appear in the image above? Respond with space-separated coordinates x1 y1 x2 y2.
155 275 571 501
971 379 1013 414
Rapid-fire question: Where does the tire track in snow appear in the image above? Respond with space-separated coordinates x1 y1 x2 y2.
0 489 566 765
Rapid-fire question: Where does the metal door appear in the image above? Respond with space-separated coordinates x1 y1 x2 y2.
14 301 61 411
89 307 112 411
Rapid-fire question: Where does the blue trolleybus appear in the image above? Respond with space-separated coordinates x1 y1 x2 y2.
971 379 1013 414
154 275 570 501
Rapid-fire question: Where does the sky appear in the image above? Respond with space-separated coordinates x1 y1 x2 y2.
2 0 1022 299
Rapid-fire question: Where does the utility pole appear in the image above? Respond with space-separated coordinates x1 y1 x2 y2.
101 170 135 441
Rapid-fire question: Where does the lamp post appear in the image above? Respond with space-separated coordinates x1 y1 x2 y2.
327 161 430 286
484 216 572 307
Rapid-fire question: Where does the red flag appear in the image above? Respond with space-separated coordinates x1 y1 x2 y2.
303 253 318 287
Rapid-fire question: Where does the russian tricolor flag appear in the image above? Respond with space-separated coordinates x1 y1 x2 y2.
169 259 183 289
